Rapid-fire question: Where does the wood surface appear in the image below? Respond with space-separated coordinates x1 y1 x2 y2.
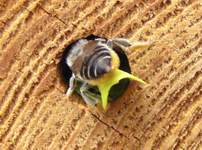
0 0 201 149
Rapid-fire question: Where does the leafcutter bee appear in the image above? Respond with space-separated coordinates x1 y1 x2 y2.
59 35 151 109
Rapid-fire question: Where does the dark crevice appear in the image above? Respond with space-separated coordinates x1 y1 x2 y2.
23 4 69 27
0 20 6 25
53 82 140 144
38 5 69 27
90 111 141 144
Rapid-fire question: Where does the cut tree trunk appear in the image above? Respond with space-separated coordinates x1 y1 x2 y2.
0 0 201 149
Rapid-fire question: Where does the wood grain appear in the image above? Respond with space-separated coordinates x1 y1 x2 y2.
0 0 201 149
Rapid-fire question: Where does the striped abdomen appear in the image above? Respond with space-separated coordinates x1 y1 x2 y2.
80 44 112 80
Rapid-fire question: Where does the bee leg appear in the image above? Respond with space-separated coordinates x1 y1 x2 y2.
66 74 76 97
106 39 113 48
109 38 153 50
109 38 132 48
127 41 153 51
80 83 98 106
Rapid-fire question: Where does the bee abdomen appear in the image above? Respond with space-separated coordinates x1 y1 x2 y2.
81 46 112 79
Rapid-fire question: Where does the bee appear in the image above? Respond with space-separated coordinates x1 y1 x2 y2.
59 35 151 109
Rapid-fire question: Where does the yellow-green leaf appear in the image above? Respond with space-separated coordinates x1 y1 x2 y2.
98 69 146 110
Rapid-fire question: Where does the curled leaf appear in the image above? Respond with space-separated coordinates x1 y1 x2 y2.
98 69 146 110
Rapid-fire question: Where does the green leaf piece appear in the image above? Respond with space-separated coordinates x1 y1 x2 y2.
98 69 146 110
